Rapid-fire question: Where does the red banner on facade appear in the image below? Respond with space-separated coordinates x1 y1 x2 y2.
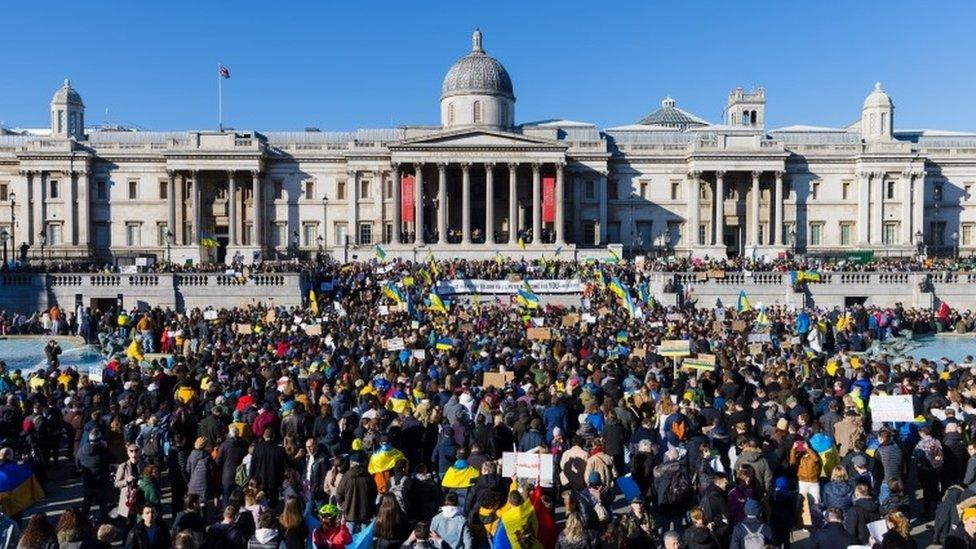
401 175 415 223
542 176 556 223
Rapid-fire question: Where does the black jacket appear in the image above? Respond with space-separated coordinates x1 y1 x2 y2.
125 520 172 549
75 440 112 493
336 463 378 522
844 497 880 544
301 453 330 500
216 438 249 488
946 526 976 549
809 522 858 549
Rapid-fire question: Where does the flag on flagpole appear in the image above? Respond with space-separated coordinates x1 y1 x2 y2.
218 64 230 78
736 290 753 313
374 245 387 261
309 289 319 315
517 236 526 250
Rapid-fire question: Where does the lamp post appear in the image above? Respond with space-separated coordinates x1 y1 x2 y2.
8 192 15 251
915 230 925 258
952 231 959 259
0 229 8 265
165 229 174 264
316 234 324 259
39 231 47 264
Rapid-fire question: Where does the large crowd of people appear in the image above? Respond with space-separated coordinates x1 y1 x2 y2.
1 256 976 548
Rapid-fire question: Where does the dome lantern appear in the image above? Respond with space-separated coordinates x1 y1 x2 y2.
50 78 85 139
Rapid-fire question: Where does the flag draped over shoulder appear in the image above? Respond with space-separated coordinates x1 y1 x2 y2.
529 485 556 549
493 493 542 549
441 460 480 489
736 290 753 313
0 462 44 515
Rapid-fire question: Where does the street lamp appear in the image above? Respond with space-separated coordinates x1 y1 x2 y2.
0 229 8 265
8 192 15 251
915 230 925 257
39 231 47 263
165 229 174 264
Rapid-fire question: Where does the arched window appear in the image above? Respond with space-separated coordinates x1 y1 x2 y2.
750 110 757 125
448 102 455 125
473 100 482 124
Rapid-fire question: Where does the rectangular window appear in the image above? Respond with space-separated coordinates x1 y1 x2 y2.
811 181 820 200
385 179 393 200
304 181 315 201
302 223 318 247
670 181 680 200
883 222 898 245
273 180 283 200
842 181 851 200
809 223 823 246
272 224 286 247
965 184 973 202
157 223 169 246
125 223 141 247
930 221 946 246
759 223 767 245
585 181 595 200
337 180 347 200
49 180 60 199
385 223 393 244
963 223 975 247
784 223 796 245
335 222 349 245
840 222 853 246
128 180 138 200
360 179 371 200
358 222 373 245
607 179 618 201
698 224 707 246
0 183 7 202
886 181 896 200
583 221 596 245
47 223 62 246
96 181 107 200
639 181 648 199
159 181 168 200
934 182 944 202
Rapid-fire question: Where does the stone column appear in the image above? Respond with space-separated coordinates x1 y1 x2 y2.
167 171 177 247
714 171 725 246
555 162 565 245
414 164 425 245
598 171 608 245
901 169 913 245
461 163 471 244
228 170 238 246
750 170 761 246
65 171 76 246
77 169 89 248
857 170 870 245
508 163 518 244
347 170 358 245
531 163 541 244
437 163 447 245
485 163 495 244
572 172 582 244
251 171 261 249
191 171 202 245
913 170 925 245
688 171 701 246
871 171 884 245
774 171 784 246
374 170 384 243
391 164 402 244
33 171 44 246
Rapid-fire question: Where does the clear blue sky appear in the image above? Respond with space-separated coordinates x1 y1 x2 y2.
4 1 975 132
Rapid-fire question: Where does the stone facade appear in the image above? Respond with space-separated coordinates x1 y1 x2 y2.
1 31 976 263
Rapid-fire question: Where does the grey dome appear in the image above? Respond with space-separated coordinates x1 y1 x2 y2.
52 79 84 106
441 30 514 100
638 97 707 129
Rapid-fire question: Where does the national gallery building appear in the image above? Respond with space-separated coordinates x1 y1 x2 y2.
1 30 975 263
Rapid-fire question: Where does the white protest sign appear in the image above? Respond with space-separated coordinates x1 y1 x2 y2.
747 333 771 343
412 349 426 360
88 365 104 383
203 310 218 321
869 395 915 423
582 313 597 324
501 451 556 487
378 305 390 316
385 337 405 351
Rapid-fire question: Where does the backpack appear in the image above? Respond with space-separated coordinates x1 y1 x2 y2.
741 523 766 549
234 462 249 487
922 439 945 470
662 466 693 506
142 430 162 458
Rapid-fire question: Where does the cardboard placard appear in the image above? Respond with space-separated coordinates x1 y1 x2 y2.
681 358 715 371
303 324 322 336
527 327 552 341
712 321 725 333
707 269 726 279
748 332 771 343
378 305 390 316
695 272 708 282
666 313 682 321
598 307 610 316
696 353 717 365
748 343 764 356
732 320 747 332
562 313 580 327
658 340 691 357
582 313 597 324
265 310 277 323
633 348 647 359
235 323 253 335
483 371 515 389
385 337 405 351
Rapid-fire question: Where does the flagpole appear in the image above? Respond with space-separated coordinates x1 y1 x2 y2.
218 63 223 132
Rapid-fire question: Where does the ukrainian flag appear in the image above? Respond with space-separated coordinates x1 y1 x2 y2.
200 234 219 248
427 251 441 277
493 492 542 549
756 305 769 326
516 289 540 310
428 292 448 314
594 269 606 288
375 245 387 260
616 330 629 343
367 443 406 475
418 269 432 286
623 292 638 318
736 290 753 313
441 459 480 489
435 337 455 351
309 289 319 315
382 282 404 305
608 277 627 300
406 295 422 322
495 252 504 266
517 236 526 250
385 389 412 415
0 461 44 515
638 283 651 306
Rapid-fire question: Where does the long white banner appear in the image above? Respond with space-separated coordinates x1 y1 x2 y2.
434 279 583 295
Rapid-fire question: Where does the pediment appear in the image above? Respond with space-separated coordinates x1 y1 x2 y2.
391 128 564 150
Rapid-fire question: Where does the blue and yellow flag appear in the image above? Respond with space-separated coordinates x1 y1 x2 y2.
427 251 441 277
756 305 769 326
382 282 404 305
0 461 44 515
309 289 319 315
736 290 753 313
435 337 455 351
638 283 651 306
608 277 627 300
441 460 480 489
493 494 542 549
428 292 448 314
495 251 504 267
374 245 387 260
594 268 606 288
516 288 540 310
200 234 220 248
367 444 406 474
517 236 526 250
385 389 413 415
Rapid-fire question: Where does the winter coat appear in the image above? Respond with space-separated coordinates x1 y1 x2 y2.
114 460 141 517
734 448 772 497
821 480 853 511
559 445 589 492
75 440 112 494
184 448 212 497
790 447 821 482
876 442 904 482
247 528 282 549
833 416 863 456
844 497 880 544
936 485 976 545
335 464 377 522
683 525 720 549
430 506 473 549
729 518 773 549
124 520 172 549
249 440 287 496
946 526 976 549
216 437 249 488
583 452 614 487
809 521 858 549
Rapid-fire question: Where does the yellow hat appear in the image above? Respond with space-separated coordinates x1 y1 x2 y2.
964 507 976 521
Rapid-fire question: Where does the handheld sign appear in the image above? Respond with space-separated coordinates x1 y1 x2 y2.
527 327 552 341
385 337 405 351
483 371 515 389
658 340 691 357
681 357 715 371
869 395 915 422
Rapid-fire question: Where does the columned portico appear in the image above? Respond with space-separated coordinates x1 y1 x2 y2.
508 163 518 244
